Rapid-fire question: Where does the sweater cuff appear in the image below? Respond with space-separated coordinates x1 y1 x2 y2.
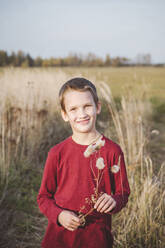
53 207 64 226
57 209 64 226
109 194 128 214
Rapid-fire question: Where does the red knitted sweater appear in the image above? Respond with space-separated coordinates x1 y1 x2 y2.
37 135 130 248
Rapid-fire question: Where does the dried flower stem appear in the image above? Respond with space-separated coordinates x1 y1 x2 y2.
81 207 95 219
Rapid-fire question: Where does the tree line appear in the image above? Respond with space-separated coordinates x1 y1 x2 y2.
0 50 153 67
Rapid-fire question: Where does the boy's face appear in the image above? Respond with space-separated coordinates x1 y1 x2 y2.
61 90 101 135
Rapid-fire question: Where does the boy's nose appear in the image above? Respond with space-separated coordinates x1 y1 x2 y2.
78 108 87 118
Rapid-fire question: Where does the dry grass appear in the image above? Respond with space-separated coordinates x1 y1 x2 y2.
100 82 148 166
101 82 165 247
0 67 164 247
0 68 70 181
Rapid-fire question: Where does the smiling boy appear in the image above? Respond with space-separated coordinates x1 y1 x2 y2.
37 77 130 248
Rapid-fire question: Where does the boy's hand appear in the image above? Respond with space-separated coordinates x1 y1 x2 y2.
58 210 80 231
94 193 116 213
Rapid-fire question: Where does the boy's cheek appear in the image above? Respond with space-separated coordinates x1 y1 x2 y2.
86 109 96 116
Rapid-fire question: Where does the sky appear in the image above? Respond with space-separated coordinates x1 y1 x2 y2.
0 0 165 63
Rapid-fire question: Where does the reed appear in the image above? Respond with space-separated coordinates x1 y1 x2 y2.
0 68 70 182
100 82 164 247
0 68 164 247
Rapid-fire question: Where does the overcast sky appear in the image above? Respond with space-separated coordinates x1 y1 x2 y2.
0 0 165 63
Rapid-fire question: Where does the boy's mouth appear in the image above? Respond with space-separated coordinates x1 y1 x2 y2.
77 119 90 125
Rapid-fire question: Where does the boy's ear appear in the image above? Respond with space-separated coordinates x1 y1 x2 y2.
96 102 101 114
61 110 69 122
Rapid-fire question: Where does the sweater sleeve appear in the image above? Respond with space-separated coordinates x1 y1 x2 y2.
110 149 130 214
37 149 63 224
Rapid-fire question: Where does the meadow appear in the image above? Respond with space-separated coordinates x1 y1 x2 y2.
0 67 165 247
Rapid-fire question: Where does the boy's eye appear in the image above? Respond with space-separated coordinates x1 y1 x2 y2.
85 105 92 108
70 108 76 111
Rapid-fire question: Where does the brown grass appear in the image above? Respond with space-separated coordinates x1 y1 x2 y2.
0 68 70 180
0 68 164 247
101 82 165 247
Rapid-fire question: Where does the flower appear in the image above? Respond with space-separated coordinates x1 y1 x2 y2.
84 144 95 157
96 157 105 170
84 136 105 158
93 137 105 151
111 165 120 173
151 129 160 135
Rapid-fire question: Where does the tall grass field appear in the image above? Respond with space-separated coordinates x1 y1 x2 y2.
0 67 165 248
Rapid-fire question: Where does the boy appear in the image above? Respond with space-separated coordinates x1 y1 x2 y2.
37 77 130 248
